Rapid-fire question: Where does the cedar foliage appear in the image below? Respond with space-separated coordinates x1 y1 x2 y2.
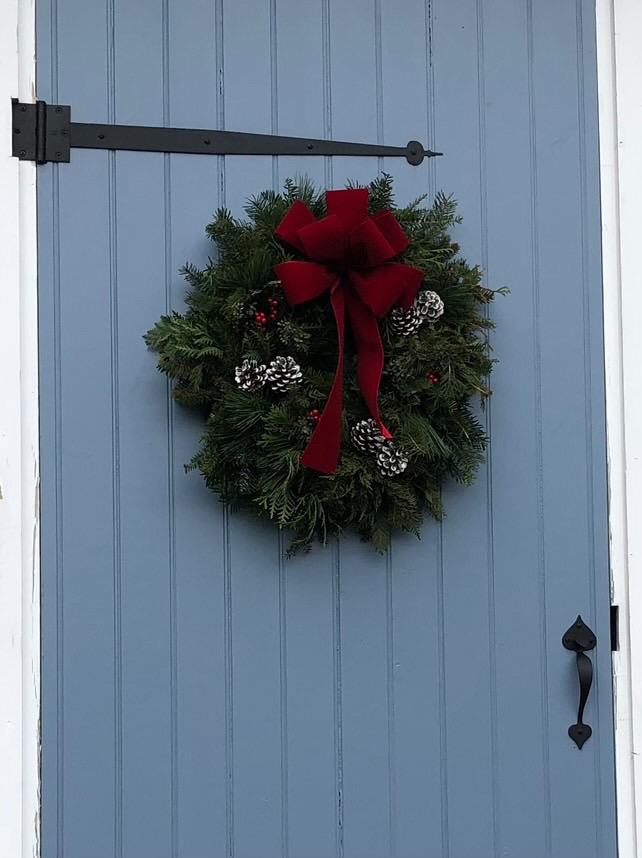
145 176 502 554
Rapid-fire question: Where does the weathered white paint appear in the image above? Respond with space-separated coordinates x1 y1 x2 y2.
0 0 39 856
596 0 642 855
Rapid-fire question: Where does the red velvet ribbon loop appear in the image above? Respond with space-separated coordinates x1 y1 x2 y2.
274 188 423 474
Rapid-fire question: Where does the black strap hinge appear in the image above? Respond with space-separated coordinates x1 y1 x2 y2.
12 99 440 166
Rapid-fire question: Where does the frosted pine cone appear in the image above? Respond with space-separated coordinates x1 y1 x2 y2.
234 358 267 392
266 356 303 391
351 418 387 456
389 306 422 336
415 290 444 323
376 442 409 477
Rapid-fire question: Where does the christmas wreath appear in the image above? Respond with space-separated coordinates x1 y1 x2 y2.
145 176 500 554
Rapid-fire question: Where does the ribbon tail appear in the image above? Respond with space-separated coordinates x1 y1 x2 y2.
300 287 346 474
345 289 392 440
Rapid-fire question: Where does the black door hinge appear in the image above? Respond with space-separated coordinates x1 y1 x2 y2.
12 99 441 166
12 99 71 164
611 605 619 652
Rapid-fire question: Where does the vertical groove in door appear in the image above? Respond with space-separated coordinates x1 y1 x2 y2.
161 0 179 846
424 0 437 195
574 1 604 846
278 538 290 858
164 166 179 858
332 546 344 858
525 2 552 853
385 548 397 858
476 2 500 855
373 0 384 177
52 161 65 858
321 0 333 188
437 527 449 858
269 0 279 188
160 8 179 858
49 1 64 851
106 4 122 855
161 1 179 853
270 6 288 855
223 509 234 858
215 0 226 201
214 7 233 857
107 148 123 858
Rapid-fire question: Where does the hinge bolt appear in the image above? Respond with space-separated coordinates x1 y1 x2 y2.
19 150 26 158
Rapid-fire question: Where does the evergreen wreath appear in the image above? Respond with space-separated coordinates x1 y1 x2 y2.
145 176 501 554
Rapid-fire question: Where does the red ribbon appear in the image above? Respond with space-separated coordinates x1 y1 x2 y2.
274 188 423 474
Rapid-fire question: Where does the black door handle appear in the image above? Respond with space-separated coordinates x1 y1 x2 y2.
562 615 596 749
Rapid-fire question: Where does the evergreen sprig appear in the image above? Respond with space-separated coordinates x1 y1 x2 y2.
145 175 501 554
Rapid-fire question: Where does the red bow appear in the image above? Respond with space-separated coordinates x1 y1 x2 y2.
274 188 423 474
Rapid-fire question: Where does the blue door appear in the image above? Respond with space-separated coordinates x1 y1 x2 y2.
37 1 617 856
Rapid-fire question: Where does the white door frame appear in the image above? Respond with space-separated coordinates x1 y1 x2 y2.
597 0 642 855
0 0 40 856
0 0 640 856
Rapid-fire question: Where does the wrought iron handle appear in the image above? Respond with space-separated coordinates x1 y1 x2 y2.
562 615 596 749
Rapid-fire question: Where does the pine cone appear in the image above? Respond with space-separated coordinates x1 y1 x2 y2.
389 306 422 336
386 358 412 381
351 419 387 455
415 290 444 323
376 442 409 477
266 356 303 391
234 358 267 392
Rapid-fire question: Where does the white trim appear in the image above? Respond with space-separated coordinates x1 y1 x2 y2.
0 0 40 857
596 0 642 856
